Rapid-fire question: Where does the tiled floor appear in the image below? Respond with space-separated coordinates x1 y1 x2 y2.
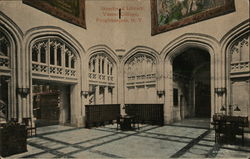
9 118 250 158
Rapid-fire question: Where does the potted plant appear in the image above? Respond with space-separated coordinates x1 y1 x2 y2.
0 120 27 157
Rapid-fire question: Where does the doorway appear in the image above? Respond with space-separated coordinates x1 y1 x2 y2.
172 48 211 119
32 80 71 127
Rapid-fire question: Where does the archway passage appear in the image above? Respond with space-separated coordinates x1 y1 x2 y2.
172 48 211 119
32 80 71 127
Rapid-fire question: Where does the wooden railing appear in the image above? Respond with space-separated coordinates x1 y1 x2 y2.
85 104 120 128
125 104 164 126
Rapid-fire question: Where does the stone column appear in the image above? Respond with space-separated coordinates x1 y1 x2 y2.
104 57 107 75
95 85 100 104
164 61 173 124
104 86 109 104
54 46 57 65
100 57 103 74
95 58 98 74
62 45 65 65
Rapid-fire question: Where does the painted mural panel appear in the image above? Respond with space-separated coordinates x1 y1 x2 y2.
151 0 235 35
22 0 86 28
42 0 80 17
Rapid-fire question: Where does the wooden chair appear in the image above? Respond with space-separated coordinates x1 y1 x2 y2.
212 114 227 143
233 116 249 146
116 115 123 130
131 115 140 130
22 117 36 137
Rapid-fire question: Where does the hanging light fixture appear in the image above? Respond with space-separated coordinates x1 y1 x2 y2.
233 104 241 111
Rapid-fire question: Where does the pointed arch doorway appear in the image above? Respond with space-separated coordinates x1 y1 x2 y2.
172 48 211 120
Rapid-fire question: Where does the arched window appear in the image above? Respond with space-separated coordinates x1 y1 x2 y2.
32 46 38 62
102 59 104 74
50 45 55 65
71 58 75 69
107 63 109 75
93 59 96 72
40 45 46 63
125 53 156 84
0 34 9 56
228 35 249 117
110 66 113 75
88 52 116 105
65 52 69 68
0 32 10 68
57 47 62 66
31 38 78 79
125 53 157 104
89 53 115 83
98 58 101 73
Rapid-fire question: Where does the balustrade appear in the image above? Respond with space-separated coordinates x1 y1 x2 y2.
89 72 115 84
0 56 9 68
231 61 249 73
32 62 76 78
31 38 78 80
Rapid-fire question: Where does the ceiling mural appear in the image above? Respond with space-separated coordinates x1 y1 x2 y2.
23 0 86 28
151 0 235 35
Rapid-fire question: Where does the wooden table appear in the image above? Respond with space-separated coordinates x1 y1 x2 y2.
212 114 249 145
119 115 135 131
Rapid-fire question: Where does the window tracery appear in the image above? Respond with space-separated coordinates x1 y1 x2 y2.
31 38 78 79
89 53 115 85
230 35 249 75
125 53 157 86
0 32 10 69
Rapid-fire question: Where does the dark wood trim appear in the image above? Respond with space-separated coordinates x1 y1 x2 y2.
151 0 235 36
22 0 86 29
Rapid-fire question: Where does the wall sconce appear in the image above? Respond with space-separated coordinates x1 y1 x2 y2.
81 91 89 98
157 90 165 98
215 88 226 96
17 88 30 98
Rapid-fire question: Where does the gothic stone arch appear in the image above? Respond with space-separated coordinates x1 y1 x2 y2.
25 26 85 126
161 33 219 124
221 20 250 119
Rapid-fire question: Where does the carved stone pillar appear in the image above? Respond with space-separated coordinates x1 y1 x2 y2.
95 85 99 104
104 86 109 104
164 61 173 124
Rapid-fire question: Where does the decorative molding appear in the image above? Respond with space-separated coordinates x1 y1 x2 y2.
0 31 10 68
87 45 119 65
151 0 235 35
125 53 157 86
230 35 250 74
122 46 160 65
31 38 78 80
22 0 86 28
88 53 116 86
160 33 219 62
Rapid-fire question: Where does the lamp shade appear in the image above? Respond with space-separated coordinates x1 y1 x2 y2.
220 105 226 111
234 105 241 111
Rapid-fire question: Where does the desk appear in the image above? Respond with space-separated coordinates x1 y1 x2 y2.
119 115 135 131
212 115 249 145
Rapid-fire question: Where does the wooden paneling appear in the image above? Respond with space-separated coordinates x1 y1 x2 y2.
125 104 164 126
85 104 120 128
